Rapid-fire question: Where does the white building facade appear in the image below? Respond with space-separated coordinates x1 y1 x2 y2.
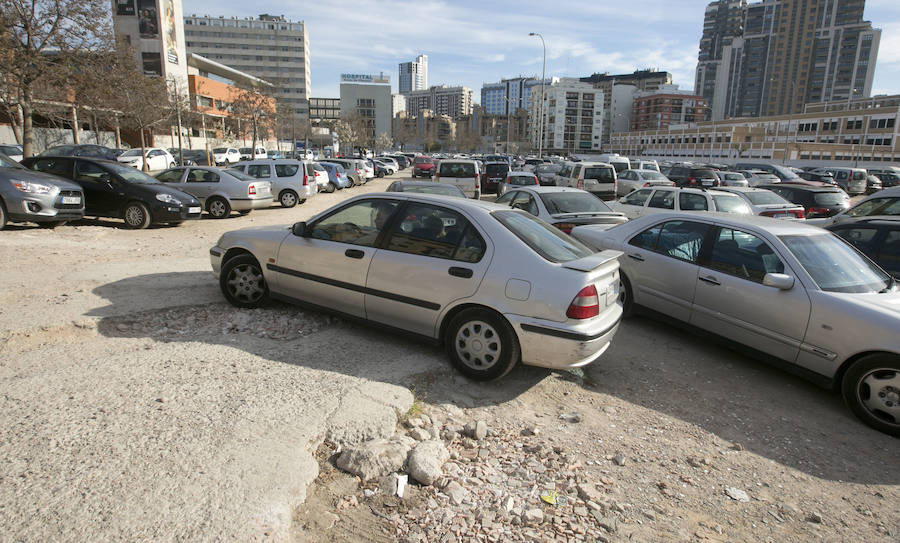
531 78 604 153
398 54 428 95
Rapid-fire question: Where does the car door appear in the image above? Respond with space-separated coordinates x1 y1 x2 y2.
185 168 218 202
621 219 709 322
613 188 653 218
641 189 676 217
272 198 402 318
690 226 811 362
73 160 123 216
365 201 490 337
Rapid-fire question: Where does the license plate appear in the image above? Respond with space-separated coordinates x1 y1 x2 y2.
774 213 792 218
61 196 81 204
702 180 714 186
189 206 201 214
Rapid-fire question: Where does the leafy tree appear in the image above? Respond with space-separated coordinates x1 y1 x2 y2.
0 0 111 157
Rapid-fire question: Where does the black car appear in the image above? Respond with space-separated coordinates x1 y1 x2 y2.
482 161 510 194
759 183 851 219
37 144 119 161
21 156 202 229
665 165 720 188
828 218 900 278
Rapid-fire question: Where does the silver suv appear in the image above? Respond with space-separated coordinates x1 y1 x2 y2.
0 152 84 229
156 166 273 218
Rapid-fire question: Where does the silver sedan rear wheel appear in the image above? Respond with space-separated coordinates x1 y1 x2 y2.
445 308 520 381
842 355 900 437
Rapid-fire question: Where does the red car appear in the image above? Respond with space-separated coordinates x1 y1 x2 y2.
412 156 435 178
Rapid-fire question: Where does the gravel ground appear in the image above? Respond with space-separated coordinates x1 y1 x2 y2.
1 174 896 542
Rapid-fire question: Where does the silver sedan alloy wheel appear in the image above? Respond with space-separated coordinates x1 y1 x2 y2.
454 320 501 371
209 199 228 217
226 263 266 304
857 368 900 426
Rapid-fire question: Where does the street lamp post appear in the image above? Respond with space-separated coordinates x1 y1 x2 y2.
782 81 796 165
502 96 514 153
529 32 546 158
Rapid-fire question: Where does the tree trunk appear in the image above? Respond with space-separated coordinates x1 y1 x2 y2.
93 114 102 144
21 86 35 158
251 119 258 160
12 104 24 145
139 128 148 172
71 106 80 144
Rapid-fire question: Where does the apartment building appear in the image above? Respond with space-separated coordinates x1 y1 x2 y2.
530 78 604 153
608 94 899 167
696 0 882 120
480 77 553 116
309 97 341 126
183 13 310 117
631 85 708 131
339 74 392 144
406 86 474 120
579 70 672 145
399 54 428 95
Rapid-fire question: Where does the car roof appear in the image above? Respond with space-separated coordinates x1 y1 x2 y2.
828 217 900 228
509 186 588 194
761 183 843 192
638 211 828 235
359 192 508 213
649 186 734 196
715 187 774 193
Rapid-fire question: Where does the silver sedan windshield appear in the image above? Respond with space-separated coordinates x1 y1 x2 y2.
780 234 893 293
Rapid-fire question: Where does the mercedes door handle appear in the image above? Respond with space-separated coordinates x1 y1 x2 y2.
627 253 645 262
345 249 364 259
448 267 473 278
699 275 721 286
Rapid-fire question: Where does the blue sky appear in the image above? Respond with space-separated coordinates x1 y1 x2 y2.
184 0 900 101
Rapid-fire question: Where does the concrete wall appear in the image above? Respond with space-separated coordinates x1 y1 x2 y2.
0 125 118 153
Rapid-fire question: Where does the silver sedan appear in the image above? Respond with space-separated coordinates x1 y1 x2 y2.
571 211 900 437
156 166 273 218
210 193 624 380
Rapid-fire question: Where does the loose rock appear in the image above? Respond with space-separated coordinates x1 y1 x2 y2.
335 438 410 480
725 487 750 503
407 440 450 486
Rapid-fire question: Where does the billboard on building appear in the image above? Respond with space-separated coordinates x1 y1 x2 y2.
162 0 178 64
116 0 136 16
137 0 159 38
341 73 390 84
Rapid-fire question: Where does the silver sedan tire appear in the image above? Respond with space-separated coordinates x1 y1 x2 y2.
445 308 520 381
842 354 900 437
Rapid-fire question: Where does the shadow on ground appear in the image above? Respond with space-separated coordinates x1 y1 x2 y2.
583 314 898 485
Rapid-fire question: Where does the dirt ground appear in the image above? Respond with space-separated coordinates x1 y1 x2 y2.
0 173 896 542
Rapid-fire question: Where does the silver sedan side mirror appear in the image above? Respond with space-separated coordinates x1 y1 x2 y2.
763 273 794 290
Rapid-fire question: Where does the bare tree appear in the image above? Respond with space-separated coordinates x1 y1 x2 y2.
230 82 275 156
332 120 356 156
375 132 392 154
108 47 172 171
0 0 111 157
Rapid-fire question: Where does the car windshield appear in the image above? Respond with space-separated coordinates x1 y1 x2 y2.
401 185 465 197
120 149 143 157
780 234 893 293
239 148 252 153
0 146 21 155
508 175 537 186
415 157 432 164
493 210 594 263
745 191 790 205
105 162 161 184
814 192 848 205
711 194 752 214
540 192 613 214
486 164 509 176
846 197 900 217
0 152 24 168
213 148 227 153
584 167 614 181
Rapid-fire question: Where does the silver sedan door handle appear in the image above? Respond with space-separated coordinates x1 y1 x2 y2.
699 275 721 286
627 253 645 262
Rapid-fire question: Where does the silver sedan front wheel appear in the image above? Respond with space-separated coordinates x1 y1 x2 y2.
455 320 501 371
220 254 269 308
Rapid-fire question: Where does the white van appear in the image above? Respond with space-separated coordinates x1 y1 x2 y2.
628 158 660 172
596 153 631 174
557 161 617 200
434 159 481 199
239 146 267 161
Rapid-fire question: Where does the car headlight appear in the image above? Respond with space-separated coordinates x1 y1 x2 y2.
12 180 53 194
156 193 181 204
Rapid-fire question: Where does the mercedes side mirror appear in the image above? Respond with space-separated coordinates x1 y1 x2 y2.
763 273 794 290
291 221 309 237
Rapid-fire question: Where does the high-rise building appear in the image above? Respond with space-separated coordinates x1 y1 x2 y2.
579 70 672 145
696 0 881 120
529 78 604 153
392 93 407 117
399 54 428 95
631 85 707 131
694 0 747 120
183 13 311 117
339 73 392 144
406 86 474 119
480 77 552 116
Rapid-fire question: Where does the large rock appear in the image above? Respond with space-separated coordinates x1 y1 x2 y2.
407 440 450 486
336 438 411 480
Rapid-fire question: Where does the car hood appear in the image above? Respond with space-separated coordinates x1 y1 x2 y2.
1 168 83 191
835 289 900 318
132 182 199 204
